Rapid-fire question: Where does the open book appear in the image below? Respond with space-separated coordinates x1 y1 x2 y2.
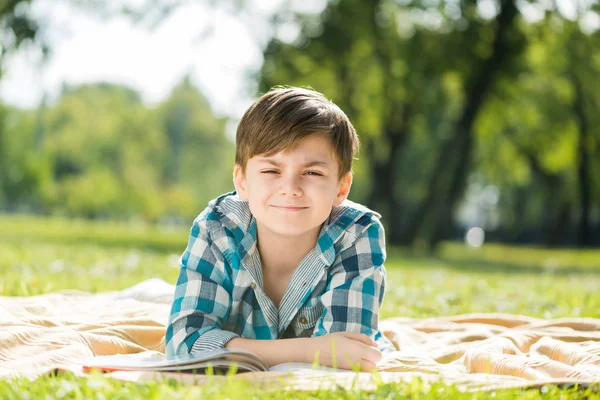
83 349 339 374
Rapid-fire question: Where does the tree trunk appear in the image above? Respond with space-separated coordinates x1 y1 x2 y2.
571 72 593 247
426 0 519 249
545 199 571 247
386 124 411 243
365 123 410 244
502 129 567 246
399 135 456 245
427 130 474 249
366 1 412 244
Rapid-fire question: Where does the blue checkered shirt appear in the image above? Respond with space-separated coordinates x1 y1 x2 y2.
165 191 395 356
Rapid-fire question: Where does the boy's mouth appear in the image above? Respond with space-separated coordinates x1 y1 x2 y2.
271 205 309 211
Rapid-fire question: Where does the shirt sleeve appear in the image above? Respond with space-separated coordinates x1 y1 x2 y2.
313 217 395 352
165 218 239 356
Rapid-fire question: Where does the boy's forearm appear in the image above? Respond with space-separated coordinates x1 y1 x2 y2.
225 337 314 367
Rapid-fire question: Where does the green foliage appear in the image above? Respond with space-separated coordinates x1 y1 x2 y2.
0 0 40 66
258 0 600 247
1 0 599 247
472 18 600 244
0 106 47 211
156 77 235 213
0 80 234 221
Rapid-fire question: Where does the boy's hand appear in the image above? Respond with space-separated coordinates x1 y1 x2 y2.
310 332 382 371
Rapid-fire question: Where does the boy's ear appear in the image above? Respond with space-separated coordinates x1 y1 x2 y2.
333 172 353 207
233 164 249 200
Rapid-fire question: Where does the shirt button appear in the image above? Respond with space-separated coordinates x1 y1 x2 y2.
299 316 308 324
250 282 256 289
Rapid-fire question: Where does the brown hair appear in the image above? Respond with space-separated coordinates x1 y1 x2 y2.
235 87 359 179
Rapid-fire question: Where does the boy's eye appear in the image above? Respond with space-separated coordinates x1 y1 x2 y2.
260 170 324 176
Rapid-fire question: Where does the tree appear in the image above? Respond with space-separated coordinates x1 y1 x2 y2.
473 16 599 246
259 0 528 246
258 0 599 248
0 0 41 210
156 75 235 218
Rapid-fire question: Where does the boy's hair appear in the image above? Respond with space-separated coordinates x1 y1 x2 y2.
235 87 359 179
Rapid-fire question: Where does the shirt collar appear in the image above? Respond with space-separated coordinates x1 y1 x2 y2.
213 191 380 266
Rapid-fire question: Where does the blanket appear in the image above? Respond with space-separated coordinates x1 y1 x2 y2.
1 279 599 391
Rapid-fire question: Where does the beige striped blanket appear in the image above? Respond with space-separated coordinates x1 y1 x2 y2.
1 279 598 391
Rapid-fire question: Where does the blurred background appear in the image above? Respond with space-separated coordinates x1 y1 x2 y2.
1 0 599 251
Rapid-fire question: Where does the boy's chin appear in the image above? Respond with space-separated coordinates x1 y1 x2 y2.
264 223 322 239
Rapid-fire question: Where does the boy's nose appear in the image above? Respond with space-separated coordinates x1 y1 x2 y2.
279 176 303 197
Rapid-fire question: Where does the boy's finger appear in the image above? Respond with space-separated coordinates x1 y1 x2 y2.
359 359 377 372
362 345 382 363
342 332 375 346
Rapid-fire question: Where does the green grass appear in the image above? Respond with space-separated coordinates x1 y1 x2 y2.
1 214 599 399
1 371 598 400
0 214 186 252
2 371 598 400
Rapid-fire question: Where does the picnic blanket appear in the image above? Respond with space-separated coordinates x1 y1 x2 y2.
1 279 599 391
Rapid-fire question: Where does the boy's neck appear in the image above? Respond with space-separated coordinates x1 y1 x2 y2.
256 223 322 273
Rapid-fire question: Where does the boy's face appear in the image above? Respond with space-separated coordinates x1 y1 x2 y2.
233 134 352 239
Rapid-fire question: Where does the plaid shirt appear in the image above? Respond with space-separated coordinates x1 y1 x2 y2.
166 191 395 356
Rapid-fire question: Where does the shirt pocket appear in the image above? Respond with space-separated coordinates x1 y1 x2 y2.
293 301 325 331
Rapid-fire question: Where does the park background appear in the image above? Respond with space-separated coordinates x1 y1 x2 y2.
0 1 599 398
1 0 599 249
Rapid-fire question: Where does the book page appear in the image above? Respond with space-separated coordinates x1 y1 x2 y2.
84 348 269 373
269 362 341 373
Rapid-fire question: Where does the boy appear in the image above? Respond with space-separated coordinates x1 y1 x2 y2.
165 87 394 371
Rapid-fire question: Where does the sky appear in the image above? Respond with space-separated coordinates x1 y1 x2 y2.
0 0 277 118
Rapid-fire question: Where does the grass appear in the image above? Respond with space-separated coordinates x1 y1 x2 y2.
1 371 599 400
3 371 599 400
1 213 599 399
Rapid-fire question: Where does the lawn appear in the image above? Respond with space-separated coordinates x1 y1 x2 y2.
0 214 599 399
